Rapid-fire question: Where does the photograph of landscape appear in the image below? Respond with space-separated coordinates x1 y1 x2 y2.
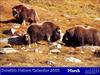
0 0 100 67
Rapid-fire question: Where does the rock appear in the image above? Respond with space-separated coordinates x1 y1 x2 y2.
35 48 39 52
94 50 100 57
8 36 24 45
0 48 18 54
21 47 26 50
76 46 100 52
31 48 43 53
89 46 100 52
56 44 62 49
50 42 62 49
67 50 77 55
50 49 61 54
61 14 74 18
0 38 9 43
65 57 82 63
67 47 77 54
44 60 56 66
3 44 12 48
94 18 100 21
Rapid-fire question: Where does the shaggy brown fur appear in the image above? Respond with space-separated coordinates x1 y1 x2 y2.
27 22 61 43
12 5 39 24
62 26 100 47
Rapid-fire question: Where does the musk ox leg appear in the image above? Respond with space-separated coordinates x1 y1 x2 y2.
60 33 63 41
46 33 52 45
27 35 31 48
27 36 31 48
77 37 85 53
24 34 31 48
47 35 51 44
22 20 26 25
35 11 39 23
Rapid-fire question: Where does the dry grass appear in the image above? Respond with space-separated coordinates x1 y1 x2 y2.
0 0 100 67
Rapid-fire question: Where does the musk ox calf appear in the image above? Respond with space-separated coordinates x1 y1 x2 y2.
26 22 61 44
62 26 100 47
12 5 39 25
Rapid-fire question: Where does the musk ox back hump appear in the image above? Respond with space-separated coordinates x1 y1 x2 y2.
42 22 59 34
27 25 44 43
42 22 61 42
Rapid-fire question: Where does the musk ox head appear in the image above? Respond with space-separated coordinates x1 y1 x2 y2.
12 5 23 20
62 31 71 46
50 28 61 42
21 33 31 45
62 28 75 46
12 5 39 24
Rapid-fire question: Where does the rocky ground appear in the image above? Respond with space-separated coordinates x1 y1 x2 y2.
0 0 100 67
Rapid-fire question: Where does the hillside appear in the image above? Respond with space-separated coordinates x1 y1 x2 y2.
0 0 100 67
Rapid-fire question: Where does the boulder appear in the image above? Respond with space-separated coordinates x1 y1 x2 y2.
65 57 82 63
0 47 18 54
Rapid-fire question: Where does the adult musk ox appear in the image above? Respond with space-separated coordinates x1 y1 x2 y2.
62 26 100 47
26 22 61 44
12 5 39 25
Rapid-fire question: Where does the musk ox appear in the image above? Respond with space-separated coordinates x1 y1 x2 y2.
12 5 39 25
26 22 61 44
62 26 100 47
